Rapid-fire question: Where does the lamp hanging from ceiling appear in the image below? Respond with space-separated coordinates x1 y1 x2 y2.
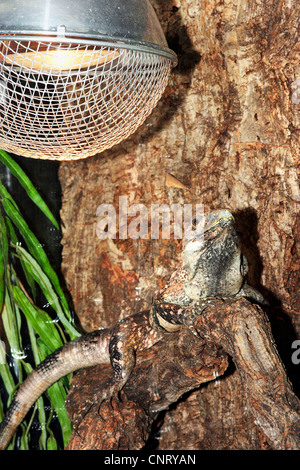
0 0 177 160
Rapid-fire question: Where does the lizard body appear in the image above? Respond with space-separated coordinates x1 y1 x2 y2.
151 209 265 331
0 209 265 449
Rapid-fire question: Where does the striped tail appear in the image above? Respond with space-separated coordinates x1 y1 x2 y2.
0 329 110 450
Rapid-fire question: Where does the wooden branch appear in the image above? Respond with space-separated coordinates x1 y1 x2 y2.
193 297 300 450
65 325 228 450
65 298 300 450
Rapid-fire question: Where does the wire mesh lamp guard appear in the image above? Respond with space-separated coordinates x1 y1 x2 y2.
0 0 177 160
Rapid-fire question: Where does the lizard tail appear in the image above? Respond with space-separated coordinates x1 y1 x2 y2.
0 329 110 450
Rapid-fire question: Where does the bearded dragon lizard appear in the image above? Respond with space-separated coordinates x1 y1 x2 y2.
0 209 265 449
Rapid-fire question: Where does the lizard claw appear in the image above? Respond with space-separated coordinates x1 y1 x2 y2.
118 389 127 404
98 398 114 421
92 379 121 420
98 392 128 421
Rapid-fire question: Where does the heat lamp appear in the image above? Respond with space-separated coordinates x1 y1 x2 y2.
0 0 177 160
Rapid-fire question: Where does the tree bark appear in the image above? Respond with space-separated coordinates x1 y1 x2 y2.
59 0 300 450
193 298 300 450
65 321 229 450
65 298 300 450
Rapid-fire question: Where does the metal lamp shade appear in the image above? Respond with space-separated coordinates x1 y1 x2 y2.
0 0 177 160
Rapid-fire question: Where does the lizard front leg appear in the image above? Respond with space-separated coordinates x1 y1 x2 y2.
94 323 136 406
91 311 165 412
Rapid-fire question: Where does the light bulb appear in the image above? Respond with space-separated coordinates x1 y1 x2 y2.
0 0 177 159
2 44 119 72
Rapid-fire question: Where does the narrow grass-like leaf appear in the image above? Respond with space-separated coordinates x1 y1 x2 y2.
0 341 16 399
47 381 72 448
12 285 64 351
0 394 4 421
0 363 14 396
0 153 78 449
15 245 79 338
1 194 65 305
0 249 5 315
36 394 48 450
1 195 76 331
6 217 37 300
46 432 58 450
17 424 29 450
0 179 20 212
23 330 47 450
0 150 59 230
37 340 72 448
0 214 10 265
45 409 58 450
0 214 8 314
1 290 24 380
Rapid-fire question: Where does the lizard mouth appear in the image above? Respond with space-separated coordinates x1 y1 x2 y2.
204 209 234 234
183 209 235 254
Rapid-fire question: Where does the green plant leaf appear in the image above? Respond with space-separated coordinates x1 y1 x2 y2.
0 214 8 314
45 408 58 450
6 217 37 300
0 150 59 230
0 152 77 449
24 326 48 450
37 340 72 448
18 424 29 450
0 179 20 212
46 433 58 450
1 290 24 379
12 285 64 351
47 381 72 448
0 341 16 400
14 244 79 338
1 195 76 331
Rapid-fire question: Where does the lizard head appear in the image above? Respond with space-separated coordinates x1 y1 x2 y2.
182 209 247 301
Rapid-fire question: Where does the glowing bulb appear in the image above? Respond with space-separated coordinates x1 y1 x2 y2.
3 46 119 71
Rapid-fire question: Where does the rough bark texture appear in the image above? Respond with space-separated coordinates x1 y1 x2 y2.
65 325 229 450
65 298 299 450
59 0 299 450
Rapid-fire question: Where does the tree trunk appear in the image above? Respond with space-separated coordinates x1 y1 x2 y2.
58 0 300 450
